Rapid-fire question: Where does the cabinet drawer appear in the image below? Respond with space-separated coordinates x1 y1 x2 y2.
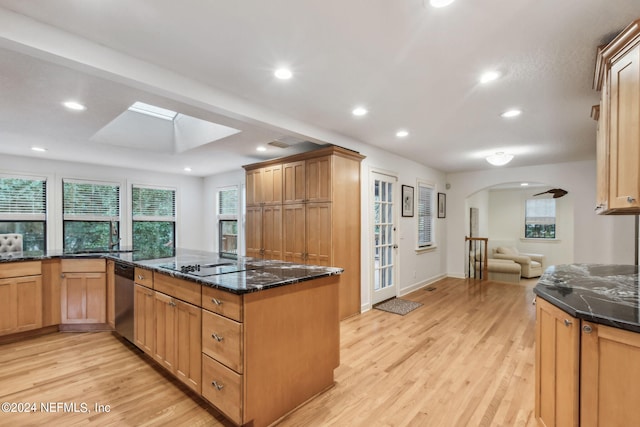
202 310 243 373
153 273 201 306
202 286 243 321
202 354 242 425
0 261 41 279
134 267 153 288
61 259 106 273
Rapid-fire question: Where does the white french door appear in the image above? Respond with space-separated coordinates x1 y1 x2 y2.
371 171 398 305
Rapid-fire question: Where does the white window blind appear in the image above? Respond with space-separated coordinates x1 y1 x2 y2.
218 187 238 217
132 186 176 221
0 176 47 221
417 181 434 248
525 199 556 225
63 180 120 221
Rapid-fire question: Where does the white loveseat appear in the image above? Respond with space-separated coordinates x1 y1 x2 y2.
492 246 545 278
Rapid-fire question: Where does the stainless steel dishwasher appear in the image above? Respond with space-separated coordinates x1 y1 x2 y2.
114 261 134 343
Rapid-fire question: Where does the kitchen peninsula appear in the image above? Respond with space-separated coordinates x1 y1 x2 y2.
0 248 343 427
533 264 640 426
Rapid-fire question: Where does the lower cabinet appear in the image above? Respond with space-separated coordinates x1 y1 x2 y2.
153 290 202 394
0 262 43 336
580 321 640 427
202 354 243 424
60 259 106 324
536 298 640 426
133 284 155 355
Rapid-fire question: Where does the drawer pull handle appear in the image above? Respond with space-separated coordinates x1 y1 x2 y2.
563 319 572 327
212 333 224 342
212 381 224 391
137 274 145 280
583 324 593 334
212 298 223 306
627 196 636 203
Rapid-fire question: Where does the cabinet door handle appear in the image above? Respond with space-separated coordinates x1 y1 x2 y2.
212 381 224 391
168 300 176 307
212 298 223 306
60 273 65 278
563 319 572 327
627 196 636 203
583 324 593 334
137 274 145 280
212 333 224 342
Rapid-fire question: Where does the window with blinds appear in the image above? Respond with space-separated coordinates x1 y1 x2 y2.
132 185 176 252
525 198 556 238
0 176 46 220
0 176 47 251
217 186 238 256
62 179 121 252
132 186 176 221
63 180 120 220
417 181 434 248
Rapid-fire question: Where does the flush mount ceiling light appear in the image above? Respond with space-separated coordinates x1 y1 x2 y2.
63 101 86 111
31 146 47 152
429 0 455 8
501 109 522 118
352 106 368 116
479 71 501 84
486 152 514 166
274 68 293 80
396 130 409 138
521 182 529 186
183 167 192 172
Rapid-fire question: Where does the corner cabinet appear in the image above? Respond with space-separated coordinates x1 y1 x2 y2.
593 18 640 214
243 145 365 319
536 297 640 426
60 259 106 324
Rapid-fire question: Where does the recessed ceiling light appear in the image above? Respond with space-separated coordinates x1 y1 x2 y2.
501 109 522 118
479 71 501 84
396 130 409 138
274 68 293 80
31 146 47 152
521 182 529 186
183 167 192 172
486 152 514 166
256 146 267 152
352 107 368 116
63 101 86 111
429 0 455 8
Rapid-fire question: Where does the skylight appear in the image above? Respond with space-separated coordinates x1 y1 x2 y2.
128 102 178 121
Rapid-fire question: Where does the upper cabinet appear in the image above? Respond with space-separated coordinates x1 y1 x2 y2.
593 18 640 214
246 164 283 206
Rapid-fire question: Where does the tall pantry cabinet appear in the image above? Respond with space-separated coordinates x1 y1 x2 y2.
243 145 364 320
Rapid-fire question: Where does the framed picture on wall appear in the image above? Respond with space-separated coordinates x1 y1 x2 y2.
402 185 414 217
438 192 446 218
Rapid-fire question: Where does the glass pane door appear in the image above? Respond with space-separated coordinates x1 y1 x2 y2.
372 172 397 304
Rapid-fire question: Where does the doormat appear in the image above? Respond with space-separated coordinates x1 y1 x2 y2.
374 298 423 316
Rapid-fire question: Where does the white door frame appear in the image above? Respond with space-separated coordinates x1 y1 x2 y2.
369 168 399 305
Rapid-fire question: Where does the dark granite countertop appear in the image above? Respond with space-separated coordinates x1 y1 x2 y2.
0 248 343 295
534 264 640 333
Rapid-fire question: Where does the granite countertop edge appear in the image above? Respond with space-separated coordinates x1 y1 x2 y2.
0 250 344 295
534 263 640 334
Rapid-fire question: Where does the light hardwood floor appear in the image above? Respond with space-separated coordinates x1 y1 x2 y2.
0 277 537 426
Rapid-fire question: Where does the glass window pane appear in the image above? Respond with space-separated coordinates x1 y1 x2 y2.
0 221 45 251
64 221 116 252
219 220 238 256
133 221 175 255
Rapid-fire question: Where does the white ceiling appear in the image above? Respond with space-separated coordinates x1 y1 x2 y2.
1 1 639 177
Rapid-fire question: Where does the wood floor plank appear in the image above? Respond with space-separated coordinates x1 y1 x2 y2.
0 277 536 426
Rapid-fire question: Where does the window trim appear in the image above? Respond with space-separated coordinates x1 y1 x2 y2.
131 184 177 249
216 185 240 256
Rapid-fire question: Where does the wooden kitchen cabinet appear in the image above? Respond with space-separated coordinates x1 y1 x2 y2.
593 18 640 214
134 284 155 355
246 164 282 206
536 297 640 427
0 261 42 336
580 321 640 427
246 204 282 260
106 260 115 329
153 286 202 394
244 145 364 319
60 259 106 324
535 298 579 427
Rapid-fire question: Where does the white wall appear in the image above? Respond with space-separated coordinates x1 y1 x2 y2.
465 189 490 237
1 154 205 250
446 160 635 278
487 187 574 267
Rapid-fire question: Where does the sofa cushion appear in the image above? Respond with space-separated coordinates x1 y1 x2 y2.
496 246 519 255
